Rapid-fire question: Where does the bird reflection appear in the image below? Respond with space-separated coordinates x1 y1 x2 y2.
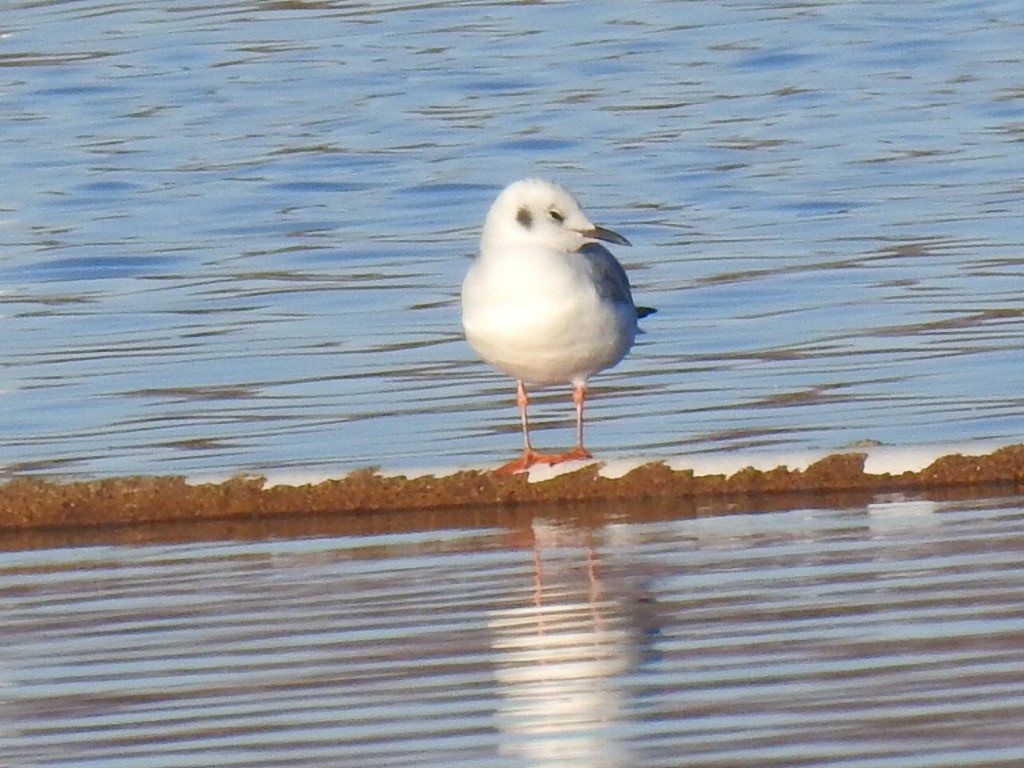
489 517 654 768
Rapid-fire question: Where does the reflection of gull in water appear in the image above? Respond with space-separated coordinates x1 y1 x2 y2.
488 518 654 767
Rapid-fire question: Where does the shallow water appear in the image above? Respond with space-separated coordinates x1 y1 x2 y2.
1 0 1022 478
5 5 1024 762
3 496 1024 766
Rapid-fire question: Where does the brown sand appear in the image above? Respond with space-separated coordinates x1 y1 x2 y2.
2 445 1023 546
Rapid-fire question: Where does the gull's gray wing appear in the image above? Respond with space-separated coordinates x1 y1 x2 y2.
578 242 635 306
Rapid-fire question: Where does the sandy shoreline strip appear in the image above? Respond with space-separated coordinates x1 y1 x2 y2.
2 445 1022 535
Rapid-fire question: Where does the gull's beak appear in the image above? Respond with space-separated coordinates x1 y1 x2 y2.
581 224 631 247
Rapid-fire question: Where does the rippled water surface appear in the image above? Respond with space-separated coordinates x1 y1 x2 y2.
4 496 1024 766
2 0 1023 478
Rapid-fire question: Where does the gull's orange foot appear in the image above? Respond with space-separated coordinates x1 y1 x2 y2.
552 445 592 462
494 446 593 475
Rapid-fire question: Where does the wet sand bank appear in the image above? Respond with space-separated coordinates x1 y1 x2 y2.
2 445 1022 546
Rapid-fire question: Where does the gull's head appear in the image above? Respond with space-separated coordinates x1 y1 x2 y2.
480 178 630 255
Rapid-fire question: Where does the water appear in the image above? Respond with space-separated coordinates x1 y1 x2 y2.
5 6 1024 762
1 0 1022 479
3 495 1024 766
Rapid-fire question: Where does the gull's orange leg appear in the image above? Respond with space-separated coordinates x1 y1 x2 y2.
551 381 593 462
495 381 593 474
495 381 566 474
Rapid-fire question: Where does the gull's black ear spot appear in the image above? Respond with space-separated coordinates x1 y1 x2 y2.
516 207 533 229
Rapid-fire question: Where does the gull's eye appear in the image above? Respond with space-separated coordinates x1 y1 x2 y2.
548 209 565 223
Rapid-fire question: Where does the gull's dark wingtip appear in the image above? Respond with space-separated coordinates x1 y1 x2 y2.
636 306 656 319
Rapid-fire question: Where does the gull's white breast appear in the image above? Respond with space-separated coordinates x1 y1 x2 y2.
461 243 638 385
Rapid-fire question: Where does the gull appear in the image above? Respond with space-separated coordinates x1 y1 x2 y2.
461 178 654 474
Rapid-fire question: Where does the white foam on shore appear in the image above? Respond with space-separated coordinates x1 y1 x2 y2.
188 440 1013 488
518 440 1009 484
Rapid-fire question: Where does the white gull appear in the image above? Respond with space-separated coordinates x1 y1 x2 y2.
461 178 654 474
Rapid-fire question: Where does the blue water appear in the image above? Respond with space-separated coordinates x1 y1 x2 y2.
2 0 1023 477
3 496 1024 766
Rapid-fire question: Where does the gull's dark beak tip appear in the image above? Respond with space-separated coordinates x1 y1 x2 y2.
585 225 631 247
